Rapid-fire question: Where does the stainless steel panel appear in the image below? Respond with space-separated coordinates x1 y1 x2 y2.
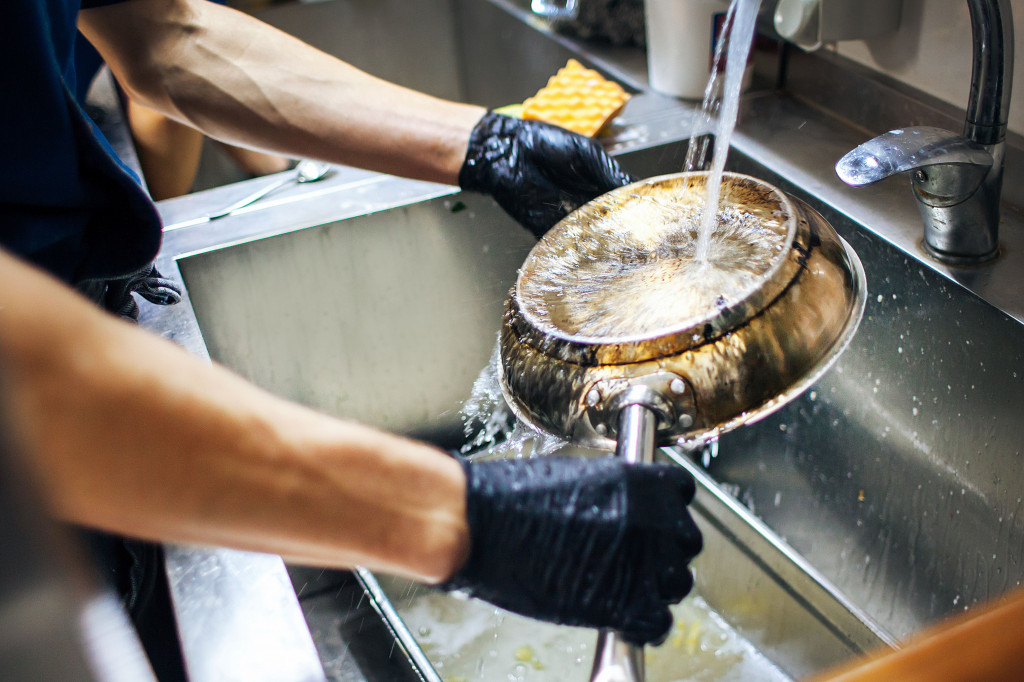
664 449 894 678
253 0 464 101
706 207 1024 639
177 194 535 446
165 547 326 682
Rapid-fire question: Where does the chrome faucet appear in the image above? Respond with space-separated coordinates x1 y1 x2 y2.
836 0 1014 264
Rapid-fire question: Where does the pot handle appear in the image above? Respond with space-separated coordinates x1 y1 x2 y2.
589 403 657 682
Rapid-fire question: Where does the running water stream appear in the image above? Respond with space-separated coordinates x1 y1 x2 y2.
686 0 763 264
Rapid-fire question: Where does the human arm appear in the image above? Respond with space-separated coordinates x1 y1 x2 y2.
78 0 486 186
0 247 469 583
78 0 634 235
0 247 700 643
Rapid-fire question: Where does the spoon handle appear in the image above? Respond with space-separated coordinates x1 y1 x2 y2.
207 174 294 220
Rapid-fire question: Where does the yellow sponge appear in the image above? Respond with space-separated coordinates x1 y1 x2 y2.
521 59 630 138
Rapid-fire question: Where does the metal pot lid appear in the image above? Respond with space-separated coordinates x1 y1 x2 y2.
500 171 866 448
512 172 801 366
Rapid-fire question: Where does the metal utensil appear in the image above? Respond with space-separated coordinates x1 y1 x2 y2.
207 159 330 220
498 171 866 682
590 402 656 682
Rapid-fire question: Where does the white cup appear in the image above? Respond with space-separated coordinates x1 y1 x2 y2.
644 0 732 100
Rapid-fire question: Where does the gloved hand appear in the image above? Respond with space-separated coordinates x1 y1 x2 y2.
458 111 636 238
442 456 702 646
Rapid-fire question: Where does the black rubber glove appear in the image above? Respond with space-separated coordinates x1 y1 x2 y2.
458 111 636 238
442 456 702 646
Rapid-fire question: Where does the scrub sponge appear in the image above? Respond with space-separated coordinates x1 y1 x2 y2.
520 59 630 138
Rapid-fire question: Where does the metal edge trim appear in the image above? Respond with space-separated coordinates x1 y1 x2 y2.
353 568 444 682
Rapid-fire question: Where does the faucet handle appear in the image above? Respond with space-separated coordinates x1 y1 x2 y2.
836 126 992 188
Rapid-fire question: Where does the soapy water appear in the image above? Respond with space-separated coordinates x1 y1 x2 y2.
378 573 792 682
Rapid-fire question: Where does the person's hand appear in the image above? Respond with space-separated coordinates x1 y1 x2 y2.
458 111 636 238
441 456 702 646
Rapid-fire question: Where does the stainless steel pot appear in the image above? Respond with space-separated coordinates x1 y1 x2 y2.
498 170 865 682
499 171 866 449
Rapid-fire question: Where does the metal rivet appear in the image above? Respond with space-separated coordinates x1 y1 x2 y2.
678 414 694 428
585 389 601 407
670 378 686 395
595 423 608 436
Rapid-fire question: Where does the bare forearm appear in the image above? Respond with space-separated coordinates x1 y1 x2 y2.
0 249 468 583
78 0 486 184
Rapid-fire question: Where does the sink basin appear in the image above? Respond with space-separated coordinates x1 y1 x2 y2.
168 140 891 681
165 136 1024 679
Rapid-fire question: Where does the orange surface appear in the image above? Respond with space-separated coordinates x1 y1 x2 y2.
810 586 1024 682
521 59 630 137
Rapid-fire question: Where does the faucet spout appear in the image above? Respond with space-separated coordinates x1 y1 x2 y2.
835 0 1014 264
835 127 993 188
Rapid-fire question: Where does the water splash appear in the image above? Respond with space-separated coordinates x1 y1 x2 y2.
459 343 570 459
517 198 787 340
459 341 514 455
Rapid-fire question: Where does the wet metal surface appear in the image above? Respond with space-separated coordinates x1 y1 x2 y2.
501 173 865 449
708 215 1024 639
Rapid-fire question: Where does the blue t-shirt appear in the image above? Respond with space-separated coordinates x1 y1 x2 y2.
0 0 162 284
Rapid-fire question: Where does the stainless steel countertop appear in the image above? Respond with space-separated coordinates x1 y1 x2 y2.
129 3 1023 679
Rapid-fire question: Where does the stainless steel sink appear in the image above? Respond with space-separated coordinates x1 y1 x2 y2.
161 144 1024 679
163 140 895 682
141 0 1024 680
